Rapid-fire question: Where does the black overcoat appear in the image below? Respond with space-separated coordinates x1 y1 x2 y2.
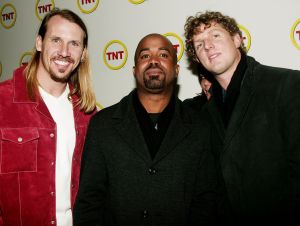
205 56 300 225
73 90 219 226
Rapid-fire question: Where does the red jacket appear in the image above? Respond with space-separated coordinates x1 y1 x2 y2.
0 66 95 226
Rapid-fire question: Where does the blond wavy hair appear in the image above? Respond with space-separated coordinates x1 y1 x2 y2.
25 8 96 113
184 11 246 63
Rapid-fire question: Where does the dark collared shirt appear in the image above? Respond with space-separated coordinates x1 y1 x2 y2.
133 90 175 159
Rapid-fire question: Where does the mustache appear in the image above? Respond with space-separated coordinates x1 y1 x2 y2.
51 56 75 63
145 63 163 72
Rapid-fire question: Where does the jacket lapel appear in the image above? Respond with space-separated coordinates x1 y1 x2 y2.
207 57 259 158
223 71 256 151
13 66 54 123
154 100 190 163
114 92 152 162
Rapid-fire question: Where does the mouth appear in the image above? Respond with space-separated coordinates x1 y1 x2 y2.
208 53 220 61
54 59 70 66
52 57 74 68
145 68 163 77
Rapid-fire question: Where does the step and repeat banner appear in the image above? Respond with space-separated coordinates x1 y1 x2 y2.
0 0 299 108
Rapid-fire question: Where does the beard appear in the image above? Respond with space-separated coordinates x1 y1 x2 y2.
143 63 165 90
49 68 71 83
144 75 164 90
48 56 75 83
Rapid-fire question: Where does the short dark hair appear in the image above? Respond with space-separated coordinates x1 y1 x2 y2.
134 33 178 65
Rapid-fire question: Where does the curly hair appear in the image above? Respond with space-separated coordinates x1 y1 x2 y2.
184 11 246 62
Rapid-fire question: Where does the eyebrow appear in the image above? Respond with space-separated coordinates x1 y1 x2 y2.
48 35 82 43
138 47 171 55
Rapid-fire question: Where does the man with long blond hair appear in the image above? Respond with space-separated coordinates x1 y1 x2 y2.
0 8 96 226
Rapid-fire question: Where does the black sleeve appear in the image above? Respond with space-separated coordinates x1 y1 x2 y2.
73 116 107 226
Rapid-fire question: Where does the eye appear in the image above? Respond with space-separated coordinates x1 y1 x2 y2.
51 37 60 43
140 54 150 60
159 52 169 58
196 43 203 50
71 41 80 47
212 33 221 39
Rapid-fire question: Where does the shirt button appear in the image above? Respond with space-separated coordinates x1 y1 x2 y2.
51 161 55 166
50 133 54 138
17 137 23 142
50 220 55 224
50 191 55 196
142 210 149 218
148 168 157 175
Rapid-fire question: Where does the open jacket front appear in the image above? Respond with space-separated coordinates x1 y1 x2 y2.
74 90 219 226
0 66 95 226
206 56 300 225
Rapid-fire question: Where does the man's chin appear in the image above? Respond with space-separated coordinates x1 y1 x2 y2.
50 72 71 83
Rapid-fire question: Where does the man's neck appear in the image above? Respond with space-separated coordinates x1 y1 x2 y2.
37 70 67 97
215 51 242 90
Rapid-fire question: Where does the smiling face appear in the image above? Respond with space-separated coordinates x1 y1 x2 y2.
133 34 179 95
192 22 241 79
36 15 86 83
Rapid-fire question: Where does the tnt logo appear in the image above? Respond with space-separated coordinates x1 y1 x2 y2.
77 0 100 14
35 0 55 21
290 18 300 50
238 25 251 52
0 3 17 29
128 0 145 4
19 52 33 66
163 32 184 62
103 40 128 70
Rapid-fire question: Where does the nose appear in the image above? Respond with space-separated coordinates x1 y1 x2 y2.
58 43 70 57
204 38 214 50
149 55 159 66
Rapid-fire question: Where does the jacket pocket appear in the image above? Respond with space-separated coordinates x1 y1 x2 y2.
1 128 39 173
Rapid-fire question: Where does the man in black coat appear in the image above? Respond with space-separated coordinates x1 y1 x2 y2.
184 11 300 226
73 33 220 226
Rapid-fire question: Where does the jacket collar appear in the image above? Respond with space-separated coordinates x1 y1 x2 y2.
112 89 191 163
207 56 260 156
13 66 35 103
13 66 80 104
13 66 82 121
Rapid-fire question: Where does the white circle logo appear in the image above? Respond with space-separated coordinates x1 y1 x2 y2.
128 0 145 4
0 3 17 29
163 32 184 62
290 18 300 50
35 0 55 21
103 40 128 70
19 52 33 66
238 25 251 52
77 0 100 14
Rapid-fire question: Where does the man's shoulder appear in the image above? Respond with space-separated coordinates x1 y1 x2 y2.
92 94 131 122
182 95 208 112
179 97 211 127
247 56 300 77
0 77 13 95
